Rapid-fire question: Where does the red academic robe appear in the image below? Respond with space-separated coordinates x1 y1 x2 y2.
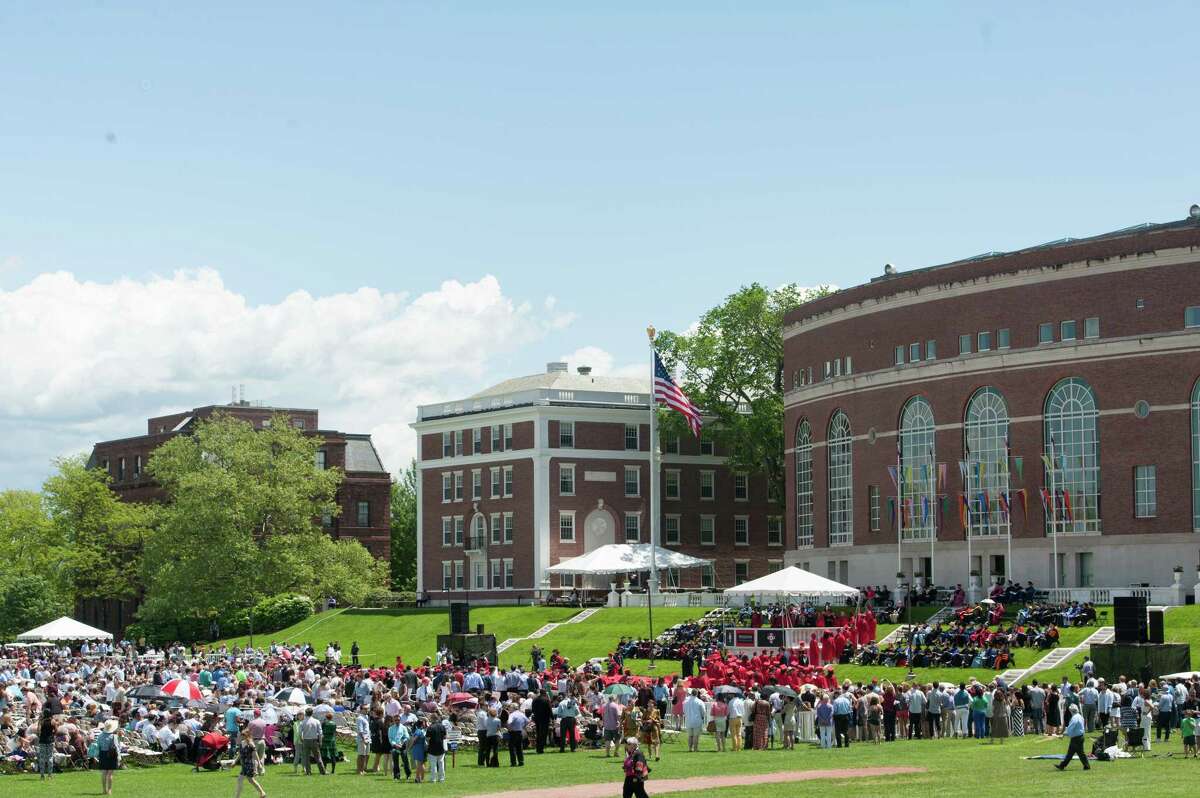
821 635 836 663
808 636 821 667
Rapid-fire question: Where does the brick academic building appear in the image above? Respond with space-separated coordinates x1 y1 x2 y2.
782 209 1200 591
412 363 782 603
90 401 392 556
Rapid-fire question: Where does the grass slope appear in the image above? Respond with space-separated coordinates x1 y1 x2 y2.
5 725 1192 798
532 607 711 669
220 606 581 668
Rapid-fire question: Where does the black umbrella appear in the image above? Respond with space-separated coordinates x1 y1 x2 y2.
127 685 167 700
713 685 743 697
760 685 797 698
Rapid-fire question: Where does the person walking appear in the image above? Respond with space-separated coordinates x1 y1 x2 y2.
621 738 651 798
409 720 427 783
1056 706 1090 771
727 694 744 752
709 697 727 752
388 716 411 780
832 689 852 748
299 708 325 775
36 710 55 780
815 694 834 749
320 711 339 774
234 733 267 798
96 718 121 796
639 701 663 761
953 683 970 738
354 706 370 774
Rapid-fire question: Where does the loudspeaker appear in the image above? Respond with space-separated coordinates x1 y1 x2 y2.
450 602 470 635
1113 596 1147 644
1148 608 1165 644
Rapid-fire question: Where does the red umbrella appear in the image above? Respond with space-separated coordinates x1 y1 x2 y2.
449 692 478 706
162 678 204 701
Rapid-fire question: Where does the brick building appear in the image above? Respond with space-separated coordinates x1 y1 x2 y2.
412 363 783 603
89 401 392 558
782 209 1200 591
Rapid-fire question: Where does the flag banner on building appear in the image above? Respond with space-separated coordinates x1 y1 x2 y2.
959 494 969 528
998 491 1010 519
887 497 896 528
920 463 929 483
1017 488 1028 524
958 460 968 483
653 352 703 437
977 492 989 519
1062 488 1074 522
1013 456 1024 482
887 465 898 487
937 462 947 490
980 461 987 479
1041 454 1053 473
1039 488 1051 516
920 495 930 526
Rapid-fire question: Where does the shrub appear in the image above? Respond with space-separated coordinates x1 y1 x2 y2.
252 593 313 632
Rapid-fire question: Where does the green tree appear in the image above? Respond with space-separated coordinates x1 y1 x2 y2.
390 460 418 591
0 490 63 585
43 456 154 601
139 412 354 628
655 283 832 498
0 574 68 639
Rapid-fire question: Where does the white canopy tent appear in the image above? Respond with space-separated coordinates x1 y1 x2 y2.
723 566 859 600
547 543 711 575
16 616 113 642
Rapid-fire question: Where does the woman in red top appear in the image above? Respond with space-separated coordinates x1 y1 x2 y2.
622 738 650 798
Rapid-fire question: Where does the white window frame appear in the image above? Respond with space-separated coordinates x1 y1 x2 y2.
624 465 641 497
701 563 715 589
664 469 681 500
734 560 749 584
490 512 502 545
454 430 464 457
473 427 482 454
503 424 512 450
559 420 575 448
625 424 640 451
454 471 463 501
767 515 783 547
453 560 464 590
559 463 576 496
490 558 502 589
442 561 452 591
442 516 453 547
442 432 453 458
503 558 514 589
1084 317 1100 339
700 436 714 456
503 466 514 497
503 512 514 543
664 514 681 545
1134 465 1157 519
472 560 486 590
734 472 748 501
491 425 502 451
453 516 464 546
442 472 452 503
699 470 715 500
733 515 749 546
559 510 576 542
699 514 715 546
490 466 501 498
471 469 482 500
624 512 641 543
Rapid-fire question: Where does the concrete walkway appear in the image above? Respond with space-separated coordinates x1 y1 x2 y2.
497 607 601 653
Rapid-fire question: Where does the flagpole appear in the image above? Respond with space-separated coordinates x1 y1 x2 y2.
929 451 936 586
1005 461 1013 586
966 472 973 603
646 325 659 669
895 438 903 592
1048 443 1059 591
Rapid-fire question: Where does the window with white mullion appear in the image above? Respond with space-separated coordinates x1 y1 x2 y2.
826 412 853 546
795 420 814 548
964 387 1011 539
1044 377 1101 535
899 396 935 542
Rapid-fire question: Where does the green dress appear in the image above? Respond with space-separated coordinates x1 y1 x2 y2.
321 719 339 762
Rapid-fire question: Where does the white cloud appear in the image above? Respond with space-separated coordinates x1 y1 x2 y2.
557 346 644 379
0 269 572 488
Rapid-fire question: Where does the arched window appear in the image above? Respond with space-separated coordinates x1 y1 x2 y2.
470 514 487 548
1192 379 1200 532
899 396 935 541
827 411 853 546
1044 378 1101 535
964 388 1011 538
795 420 814 548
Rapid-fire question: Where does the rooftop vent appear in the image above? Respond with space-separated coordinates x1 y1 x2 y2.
577 366 592 375
1190 203 1200 220
883 263 896 276
546 361 569 373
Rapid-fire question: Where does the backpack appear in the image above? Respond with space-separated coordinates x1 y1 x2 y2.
98 732 115 752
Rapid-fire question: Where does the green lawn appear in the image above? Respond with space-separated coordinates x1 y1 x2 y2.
219 606 582 668
532 607 711 669
5 724 1193 798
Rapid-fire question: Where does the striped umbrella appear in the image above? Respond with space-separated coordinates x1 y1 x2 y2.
162 678 203 702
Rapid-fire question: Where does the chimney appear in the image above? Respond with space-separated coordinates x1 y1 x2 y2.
546 362 568 373
577 366 592 376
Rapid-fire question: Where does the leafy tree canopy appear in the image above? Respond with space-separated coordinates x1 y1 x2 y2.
655 282 832 498
390 460 417 591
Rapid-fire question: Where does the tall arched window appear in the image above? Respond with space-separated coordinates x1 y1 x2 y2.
795 420 814 548
827 411 853 546
899 396 935 541
1192 378 1200 532
964 387 1011 538
471 514 487 548
1044 377 1101 535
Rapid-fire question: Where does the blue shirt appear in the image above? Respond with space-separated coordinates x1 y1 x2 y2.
1064 712 1086 738
832 696 852 716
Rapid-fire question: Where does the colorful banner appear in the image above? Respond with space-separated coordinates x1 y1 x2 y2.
1062 489 1074 522
958 494 969 529
958 460 968 483
938 463 947 491
887 465 898 487
1017 488 1028 524
1013 456 1024 483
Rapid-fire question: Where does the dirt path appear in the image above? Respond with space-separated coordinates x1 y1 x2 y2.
463 766 925 798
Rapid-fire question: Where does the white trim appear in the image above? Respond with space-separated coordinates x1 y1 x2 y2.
557 509 577 543
733 514 750 546
416 467 424 592
786 330 1200 409
559 462 576 496
784 246 1200 339
533 453 550 590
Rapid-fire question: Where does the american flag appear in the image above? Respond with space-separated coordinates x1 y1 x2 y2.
653 352 703 437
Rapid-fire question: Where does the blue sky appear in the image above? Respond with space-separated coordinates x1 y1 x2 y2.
2 3 1199 487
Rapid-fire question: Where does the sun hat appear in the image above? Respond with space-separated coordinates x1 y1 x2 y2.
103 719 119 733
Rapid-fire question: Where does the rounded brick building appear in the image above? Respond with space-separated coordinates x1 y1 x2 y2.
782 210 1200 594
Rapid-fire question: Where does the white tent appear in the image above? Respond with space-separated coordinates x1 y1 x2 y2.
547 543 711 575
17 616 113 642
723 566 859 599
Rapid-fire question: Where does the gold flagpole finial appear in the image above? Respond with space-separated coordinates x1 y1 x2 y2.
646 325 656 342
